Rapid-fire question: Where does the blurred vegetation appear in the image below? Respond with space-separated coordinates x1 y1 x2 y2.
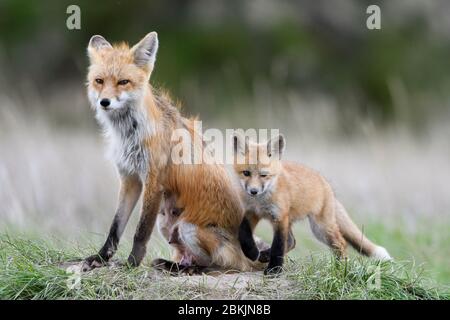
1 0 450 124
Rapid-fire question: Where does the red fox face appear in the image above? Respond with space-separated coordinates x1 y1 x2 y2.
86 33 158 112
233 134 285 196
157 191 184 245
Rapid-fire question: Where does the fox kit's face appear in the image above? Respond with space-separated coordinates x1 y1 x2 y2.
233 135 285 196
157 191 184 245
86 33 158 113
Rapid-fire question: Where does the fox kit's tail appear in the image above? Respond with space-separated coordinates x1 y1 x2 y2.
335 201 392 261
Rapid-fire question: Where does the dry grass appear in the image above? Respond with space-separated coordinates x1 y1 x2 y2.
1 86 449 229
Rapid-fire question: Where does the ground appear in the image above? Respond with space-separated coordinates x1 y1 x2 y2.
0 221 448 300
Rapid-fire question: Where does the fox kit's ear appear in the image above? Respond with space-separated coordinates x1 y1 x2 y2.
87 35 112 60
267 134 286 159
233 133 249 155
132 32 159 69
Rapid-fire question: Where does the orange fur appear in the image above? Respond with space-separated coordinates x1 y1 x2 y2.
233 135 392 273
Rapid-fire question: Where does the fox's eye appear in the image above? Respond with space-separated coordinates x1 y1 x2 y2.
242 171 251 177
260 174 268 178
117 79 130 86
95 78 104 84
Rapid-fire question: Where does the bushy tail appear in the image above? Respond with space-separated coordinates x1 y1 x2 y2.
335 201 392 261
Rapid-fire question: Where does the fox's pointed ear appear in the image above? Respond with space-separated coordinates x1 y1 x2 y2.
132 32 159 69
87 35 112 60
88 35 112 50
267 134 286 159
233 133 249 155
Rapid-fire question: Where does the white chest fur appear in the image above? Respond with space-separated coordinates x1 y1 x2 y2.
96 107 152 179
243 192 280 221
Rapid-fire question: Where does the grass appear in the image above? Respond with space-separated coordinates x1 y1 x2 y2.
0 233 448 300
264 218 450 285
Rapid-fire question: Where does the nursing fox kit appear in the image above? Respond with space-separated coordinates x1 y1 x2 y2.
234 134 392 274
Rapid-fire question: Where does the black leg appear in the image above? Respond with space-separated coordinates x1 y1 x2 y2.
258 248 271 263
264 227 286 275
260 228 295 263
127 210 158 267
82 175 142 272
82 216 123 271
239 216 260 261
127 187 163 267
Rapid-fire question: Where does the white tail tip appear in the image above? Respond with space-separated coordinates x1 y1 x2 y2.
372 246 393 261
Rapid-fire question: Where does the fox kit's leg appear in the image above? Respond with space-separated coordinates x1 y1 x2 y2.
265 214 290 275
83 174 142 271
308 200 347 259
246 212 273 253
240 211 294 264
127 173 163 267
247 211 261 230
259 225 296 263
239 212 260 261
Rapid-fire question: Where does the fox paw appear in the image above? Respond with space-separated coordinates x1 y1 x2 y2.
258 249 271 263
264 265 283 276
81 254 107 272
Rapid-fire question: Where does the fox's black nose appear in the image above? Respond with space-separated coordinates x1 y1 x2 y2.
250 189 258 195
100 98 110 107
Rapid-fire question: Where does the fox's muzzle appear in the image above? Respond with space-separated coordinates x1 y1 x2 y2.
246 185 263 196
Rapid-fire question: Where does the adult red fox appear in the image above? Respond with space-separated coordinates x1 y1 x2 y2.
233 134 392 275
83 32 257 272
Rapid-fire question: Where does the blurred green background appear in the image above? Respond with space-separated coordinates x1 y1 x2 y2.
1 0 450 125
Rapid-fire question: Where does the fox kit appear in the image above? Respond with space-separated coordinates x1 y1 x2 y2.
233 134 392 275
156 191 199 267
157 191 184 249
156 191 269 273
155 191 205 274
83 32 256 273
